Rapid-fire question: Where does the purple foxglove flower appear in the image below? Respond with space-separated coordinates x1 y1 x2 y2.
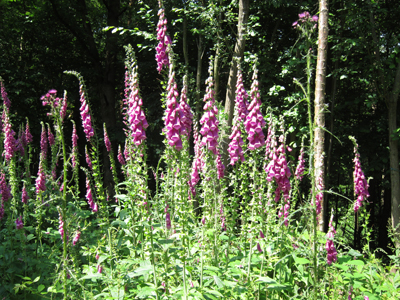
47 125 55 147
179 76 193 138
257 242 262 253
40 124 48 159
235 65 249 122
325 214 337 265
124 45 148 146
0 172 11 202
353 145 369 212
155 2 171 72
58 212 65 239
79 85 94 142
71 123 78 168
85 146 92 170
312 15 318 22
201 216 205 225
35 158 46 195
244 62 266 150
1 79 11 112
259 230 265 239
3 111 16 161
164 63 183 150
60 91 68 121
22 184 28 204
15 216 23 230
16 127 26 156
200 60 219 155
118 145 126 165
228 123 245 165
264 139 291 203
103 124 111 152
166 212 171 230
283 200 290 227
73 231 81 246
97 264 103 273
25 121 33 144
314 166 323 215
96 253 100 260
215 150 225 179
85 177 97 212
295 144 305 181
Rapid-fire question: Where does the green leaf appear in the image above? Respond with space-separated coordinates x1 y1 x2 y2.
346 260 364 266
136 287 156 299
128 264 153 277
294 257 310 265
158 239 174 245
38 284 45 292
257 276 277 284
80 274 102 280
266 284 291 291
33 276 40 283
213 275 224 288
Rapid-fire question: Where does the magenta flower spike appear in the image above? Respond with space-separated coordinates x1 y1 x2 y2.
353 143 369 212
103 123 112 152
244 61 266 150
235 65 249 123
118 145 126 165
40 123 48 159
155 1 171 72
22 184 28 204
47 125 55 147
1 79 11 112
71 123 78 168
0 172 11 202
73 231 81 246
295 143 305 181
79 84 94 142
60 91 68 121
179 76 193 138
325 213 337 265
257 242 262 253
259 230 265 239
200 59 219 155
3 111 16 162
215 150 225 179
15 216 23 230
314 166 323 215
164 63 183 150
85 177 97 212
166 212 171 230
35 157 46 195
124 45 148 146
25 121 33 144
58 212 65 239
85 146 92 170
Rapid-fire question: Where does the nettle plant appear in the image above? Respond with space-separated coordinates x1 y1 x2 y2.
0 4 398 300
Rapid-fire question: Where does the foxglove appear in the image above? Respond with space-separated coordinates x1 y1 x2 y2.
353 144 369 212
325 214 337 265
155 1 171 72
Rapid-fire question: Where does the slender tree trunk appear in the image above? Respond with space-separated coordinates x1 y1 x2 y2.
314 0 329 231
222 0 249 166
388 60 400 247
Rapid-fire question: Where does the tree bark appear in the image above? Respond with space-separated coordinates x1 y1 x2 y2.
314 0 329 231
222 0 249 167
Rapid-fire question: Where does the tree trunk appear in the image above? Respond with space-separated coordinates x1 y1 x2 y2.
314 0 329 231
388 60 400 247
222 0 249 167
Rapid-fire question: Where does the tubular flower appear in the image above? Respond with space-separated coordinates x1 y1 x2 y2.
244 62 266 150
353 145 369 212
103 124 111 152
257 242 262 253
325 214 337 265
60 91 68 121
155 1 171 72
295 143 305 181
164 63 184 150
1 79 11 112
124 45 148 146
85 177 98 212
234 64 249 122
118 145 126 165
40 124 48 159
36 157 46 195
25 121 33 144
58 212 65 239
47 125 55 147
215 150 225 179
16 127 26 156
73 231 81 246
0 172 11 202
166 212 171 230
22 184 28 204
200 60 219 155
71 123 78 168
179 76 193 138
3 111 16 161
265 138 291 203
190 121 204 197
79 83 94 142
85 146 92 170
228 122 245 166
15 216 24 230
